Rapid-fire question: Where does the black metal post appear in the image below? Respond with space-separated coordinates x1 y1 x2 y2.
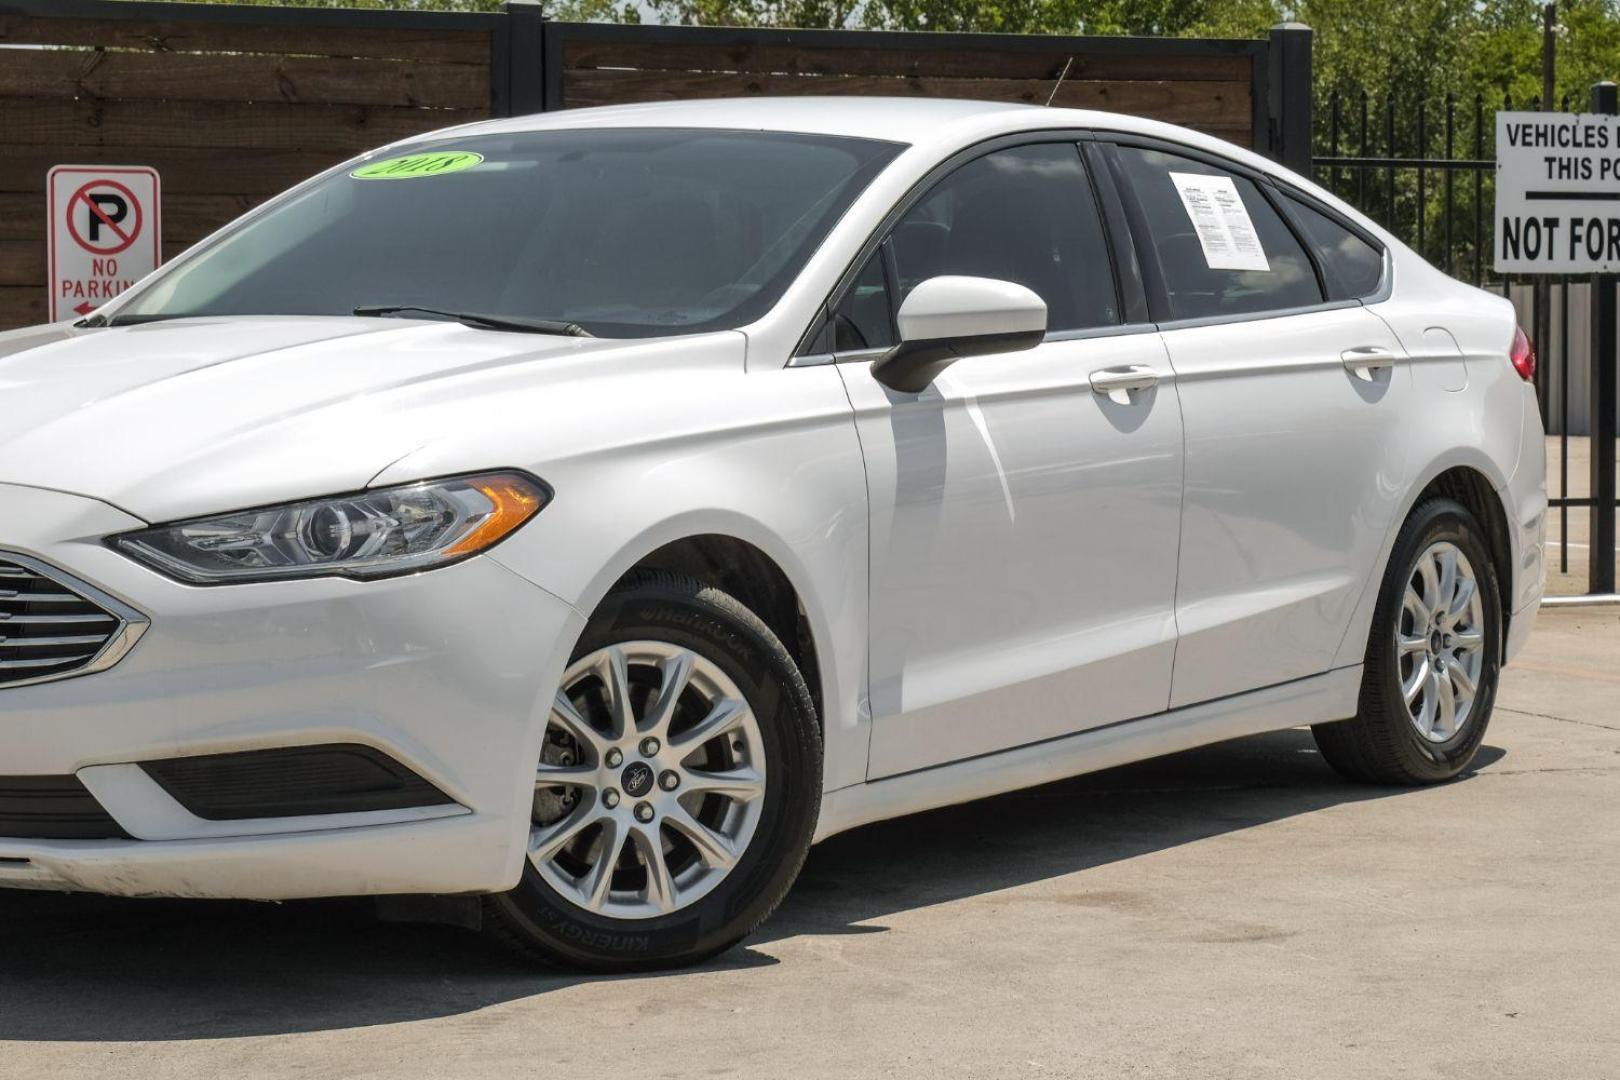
504 0 547 117
1268 23 1313 175
1358 90 1368 209
1328 91 1340 194
1587 81 1617 594
1473 94 1484 286
1417 102 1427 259
1445 95 1455 276
1385 96 1395 229
1536 5 1557 423
1556 90 1570 576
1543 3 1557 108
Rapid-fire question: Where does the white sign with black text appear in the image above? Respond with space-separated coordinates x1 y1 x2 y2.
1495 111 1620 273
1169 171 1270 272
47 165 162 322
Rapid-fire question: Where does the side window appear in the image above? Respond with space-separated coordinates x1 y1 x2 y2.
832 249 895 351
888 143 1120 333
1283 194 1385 300
1111 146 1322 321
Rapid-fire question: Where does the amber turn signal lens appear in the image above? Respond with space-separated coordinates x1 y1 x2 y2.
444 474 548 557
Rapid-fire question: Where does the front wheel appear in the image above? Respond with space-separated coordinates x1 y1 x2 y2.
482 570 822 971
1312 497 1502 784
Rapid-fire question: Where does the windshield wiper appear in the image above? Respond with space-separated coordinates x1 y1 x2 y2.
354 305 593 337
102 313 200 327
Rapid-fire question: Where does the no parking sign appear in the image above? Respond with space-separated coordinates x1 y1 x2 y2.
47 165 161 321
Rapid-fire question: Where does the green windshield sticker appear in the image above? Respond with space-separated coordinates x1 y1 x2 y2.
351 152 484 180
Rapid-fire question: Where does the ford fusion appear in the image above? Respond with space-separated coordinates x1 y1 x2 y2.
0 99 1546 970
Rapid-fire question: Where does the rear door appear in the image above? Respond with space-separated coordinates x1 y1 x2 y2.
820 139 1185 778
1101 140 1415 708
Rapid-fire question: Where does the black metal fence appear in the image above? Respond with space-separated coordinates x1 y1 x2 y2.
1320 90 1505 284
1315 89 1619 595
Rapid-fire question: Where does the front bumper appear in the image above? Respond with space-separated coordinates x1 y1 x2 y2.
0 483 584 899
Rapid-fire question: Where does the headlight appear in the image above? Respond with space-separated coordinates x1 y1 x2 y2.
112 472 549 584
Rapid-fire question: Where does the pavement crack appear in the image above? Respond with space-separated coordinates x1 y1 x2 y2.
1474 765 1620 777
1500 706 1620 733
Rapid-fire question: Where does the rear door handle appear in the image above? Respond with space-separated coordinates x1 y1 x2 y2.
1341 346 1397 381
1089 365 1162 404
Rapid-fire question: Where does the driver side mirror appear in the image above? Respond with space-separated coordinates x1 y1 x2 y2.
871 275 1047 393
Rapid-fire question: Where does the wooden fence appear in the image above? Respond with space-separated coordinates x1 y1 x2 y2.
542 23 1279 150
0 0 1311 329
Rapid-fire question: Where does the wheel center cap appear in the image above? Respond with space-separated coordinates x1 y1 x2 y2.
620 761 655 798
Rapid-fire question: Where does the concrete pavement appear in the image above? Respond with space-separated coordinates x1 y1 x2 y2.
0 605 1616 1079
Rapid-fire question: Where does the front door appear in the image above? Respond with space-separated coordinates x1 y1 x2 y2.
830 141 1186 779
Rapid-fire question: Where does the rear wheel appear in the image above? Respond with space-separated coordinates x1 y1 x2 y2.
483 570 821 971
1312 498 1501 784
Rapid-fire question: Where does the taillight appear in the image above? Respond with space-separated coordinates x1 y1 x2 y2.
1510 326 1537 383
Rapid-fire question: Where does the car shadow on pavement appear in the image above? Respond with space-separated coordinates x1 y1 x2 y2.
762 727 1505 944
0 727 1505 1042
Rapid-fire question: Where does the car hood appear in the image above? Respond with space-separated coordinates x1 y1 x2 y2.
0 316 745 523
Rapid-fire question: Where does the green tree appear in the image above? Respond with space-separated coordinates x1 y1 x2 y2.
856 0 1276 35
637 0 1278 33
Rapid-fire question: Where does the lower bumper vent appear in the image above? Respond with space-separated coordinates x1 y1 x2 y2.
0 776 131 840
141 744 456 821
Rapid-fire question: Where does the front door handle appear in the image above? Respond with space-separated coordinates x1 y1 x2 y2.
1341 346 1397 381
1089 365 1162 404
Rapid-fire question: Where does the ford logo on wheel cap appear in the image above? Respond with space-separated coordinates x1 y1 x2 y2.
620 761 655 798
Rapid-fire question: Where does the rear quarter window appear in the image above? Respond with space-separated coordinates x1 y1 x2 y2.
1282 194 1386 300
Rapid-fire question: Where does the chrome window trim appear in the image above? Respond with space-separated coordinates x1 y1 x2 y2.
0 550 150 691
1153 298 1367 333
787 322 1162 368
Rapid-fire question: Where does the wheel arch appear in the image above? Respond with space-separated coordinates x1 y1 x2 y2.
616 533 825 727
553 512 841 750
1414 467 1514 642
1333 452 1516 669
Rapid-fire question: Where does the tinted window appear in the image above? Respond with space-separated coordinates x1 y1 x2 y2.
1284 194 1385 299
114 129 901 338
1111 146 1322 321
889 143 1119 333
833 250 895 351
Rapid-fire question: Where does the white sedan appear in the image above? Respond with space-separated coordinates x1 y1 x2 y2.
0 98 1546 970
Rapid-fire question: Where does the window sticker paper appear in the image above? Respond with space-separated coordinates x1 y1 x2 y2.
1168 172 1270 272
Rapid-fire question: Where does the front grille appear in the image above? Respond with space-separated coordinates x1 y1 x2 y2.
0 775 131 839
0 555 143 688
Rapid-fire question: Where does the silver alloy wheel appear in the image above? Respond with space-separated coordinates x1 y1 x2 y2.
1397 540 1487 743
529 641 767 920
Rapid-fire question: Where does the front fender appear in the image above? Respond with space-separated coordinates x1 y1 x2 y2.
374 361 872 793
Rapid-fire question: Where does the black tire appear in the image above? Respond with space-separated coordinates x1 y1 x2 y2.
482 569 822 971
1312 497 1502 785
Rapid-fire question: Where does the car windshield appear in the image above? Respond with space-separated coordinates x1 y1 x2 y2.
112 128 903 338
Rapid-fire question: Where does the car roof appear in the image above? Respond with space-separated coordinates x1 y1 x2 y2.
446 95 1241 150
464 96 1037 142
